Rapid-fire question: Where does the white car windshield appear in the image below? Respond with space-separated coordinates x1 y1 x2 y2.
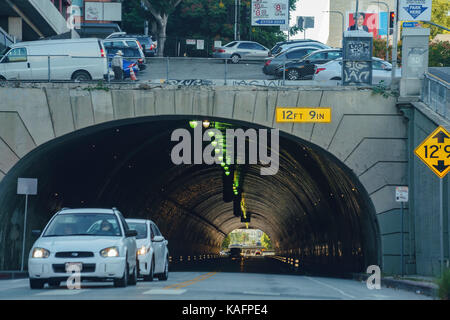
126 222 147 239
43 213 122 237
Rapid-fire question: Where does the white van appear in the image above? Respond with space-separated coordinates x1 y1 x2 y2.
0 38 108 81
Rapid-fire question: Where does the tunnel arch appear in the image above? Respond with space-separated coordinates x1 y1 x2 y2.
0 114 381 273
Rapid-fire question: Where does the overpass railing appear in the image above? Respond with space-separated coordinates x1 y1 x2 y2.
421 72 449 120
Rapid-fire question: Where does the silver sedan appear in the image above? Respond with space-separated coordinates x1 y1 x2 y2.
212 41 270 64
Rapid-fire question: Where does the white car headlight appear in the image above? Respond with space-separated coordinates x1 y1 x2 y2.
32 247 50 258
137 246 149 256
100 246 119 258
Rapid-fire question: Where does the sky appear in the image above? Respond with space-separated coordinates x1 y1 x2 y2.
290 0 330 43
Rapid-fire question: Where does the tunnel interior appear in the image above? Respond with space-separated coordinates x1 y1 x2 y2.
0 117 380 274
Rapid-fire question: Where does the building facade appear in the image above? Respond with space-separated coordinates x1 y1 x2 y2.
327 0 397 47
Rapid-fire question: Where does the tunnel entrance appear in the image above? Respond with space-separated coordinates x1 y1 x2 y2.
0 116 380 274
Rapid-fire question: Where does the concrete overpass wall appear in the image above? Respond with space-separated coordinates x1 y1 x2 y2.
0 84 409 274
401 102 450 276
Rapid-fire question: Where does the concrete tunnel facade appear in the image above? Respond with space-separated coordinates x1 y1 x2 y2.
0 84 407 274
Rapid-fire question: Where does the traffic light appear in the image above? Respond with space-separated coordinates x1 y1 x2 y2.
389 11 395 29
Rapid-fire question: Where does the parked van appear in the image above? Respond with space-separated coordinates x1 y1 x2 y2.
0 38 108 81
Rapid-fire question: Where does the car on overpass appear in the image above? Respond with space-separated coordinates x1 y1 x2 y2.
0 38 108 81
269 39 330 56
274 48 342 80
212 41 270 64
263 46 319 76
106 33 157 57
126 219 169 281
28 208 138 289
313 57 402 86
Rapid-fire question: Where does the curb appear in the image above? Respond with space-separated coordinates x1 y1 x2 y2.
0 271 28 280
352 273 438 298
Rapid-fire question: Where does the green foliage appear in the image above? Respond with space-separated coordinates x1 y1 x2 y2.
121 0 148 34
221 234 231 249
429 41 450 67
430 0 450 38
122 0 300 55
373 38 449 68
371 81 399 98
436 268 450 300
260 233 272 249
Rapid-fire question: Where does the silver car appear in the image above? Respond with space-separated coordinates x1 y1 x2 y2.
313 57 402 86
212 41 270 64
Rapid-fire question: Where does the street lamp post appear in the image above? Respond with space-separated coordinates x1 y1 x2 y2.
370 1 390 62
234 0 237 40
322 10 345 46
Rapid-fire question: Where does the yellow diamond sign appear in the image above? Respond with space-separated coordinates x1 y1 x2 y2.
414 126 450 178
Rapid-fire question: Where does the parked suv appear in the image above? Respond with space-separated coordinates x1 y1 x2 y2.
126 219 169 281
106 33 156 57
28 208 138 289
270 40 330 56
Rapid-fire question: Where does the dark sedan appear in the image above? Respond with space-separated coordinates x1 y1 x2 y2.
263 46 318 76
275 49 342 80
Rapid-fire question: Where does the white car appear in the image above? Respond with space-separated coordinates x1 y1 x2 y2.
313 57 401 86
126 219 169 281
28 208 138 289
0 38 108 81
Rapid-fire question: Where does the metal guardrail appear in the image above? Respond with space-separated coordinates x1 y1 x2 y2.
0 54 295 85
421 72 449 120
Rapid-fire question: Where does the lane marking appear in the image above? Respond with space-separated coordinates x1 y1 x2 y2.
36 289 89 296
143 289 187 295
242 291 281 296
305 276 356 299
164 271 217 290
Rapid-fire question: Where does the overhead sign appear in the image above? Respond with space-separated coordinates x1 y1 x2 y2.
414 126 450 178
395 186 409 202
276 107 331 123
17 178 38 195
186 39 196 45
252 0 289 26
399 0 432 21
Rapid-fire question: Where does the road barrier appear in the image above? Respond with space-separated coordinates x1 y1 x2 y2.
421 72 449 120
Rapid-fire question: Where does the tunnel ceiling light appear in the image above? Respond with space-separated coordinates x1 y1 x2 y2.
212 141 217 147
189 121 198 129
218 156 223 161
215 148 220 154
224 166 229 171
225 171 230 176
208 131 215 137
202 120 210 128
221 162 226 167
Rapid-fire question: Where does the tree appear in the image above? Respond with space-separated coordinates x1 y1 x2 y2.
260 233 272 249
429 0 450 38
221 234 231 249
142 0 184 56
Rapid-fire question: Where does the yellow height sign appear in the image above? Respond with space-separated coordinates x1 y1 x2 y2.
276 107 331 123
414 126 450 178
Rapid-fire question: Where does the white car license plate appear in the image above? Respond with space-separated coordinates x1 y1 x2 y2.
65 262 83 272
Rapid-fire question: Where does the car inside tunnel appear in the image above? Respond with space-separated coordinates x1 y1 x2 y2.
0 116 380 274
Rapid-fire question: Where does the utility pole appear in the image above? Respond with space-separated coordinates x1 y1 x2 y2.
391 0 399 90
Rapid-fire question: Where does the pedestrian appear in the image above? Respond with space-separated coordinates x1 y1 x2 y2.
112 50 124 81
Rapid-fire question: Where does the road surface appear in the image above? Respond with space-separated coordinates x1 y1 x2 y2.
0 257 430 300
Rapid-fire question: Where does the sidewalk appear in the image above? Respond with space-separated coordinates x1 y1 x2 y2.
0 271 28 280
352 273 439 298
